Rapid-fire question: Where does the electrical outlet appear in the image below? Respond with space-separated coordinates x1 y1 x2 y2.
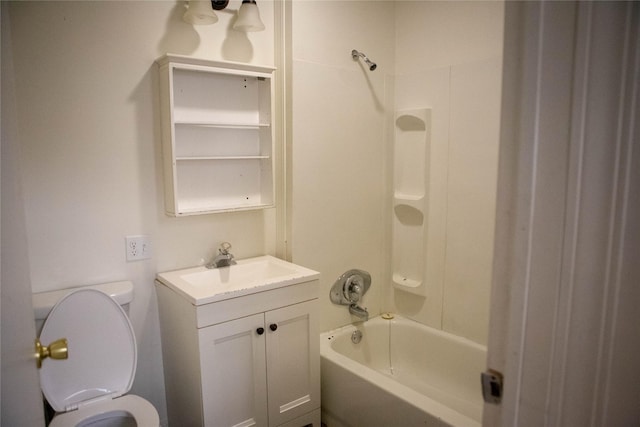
126 235 152 262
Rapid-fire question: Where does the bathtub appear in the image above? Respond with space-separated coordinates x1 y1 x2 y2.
320 315 486 427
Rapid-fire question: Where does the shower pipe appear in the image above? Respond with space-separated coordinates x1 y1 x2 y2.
352 49 377 71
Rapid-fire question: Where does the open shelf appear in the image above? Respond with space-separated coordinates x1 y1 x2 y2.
174 122 271 129
156 55 276 216
392 274 423 289
176 156 271 161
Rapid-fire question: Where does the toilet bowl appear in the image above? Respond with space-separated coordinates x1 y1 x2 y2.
37 287 159 427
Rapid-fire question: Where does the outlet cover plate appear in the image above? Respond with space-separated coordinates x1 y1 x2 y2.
126 235 152 261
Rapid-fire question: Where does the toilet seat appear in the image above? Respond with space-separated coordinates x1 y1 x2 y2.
39 289 158 426
48 395 158 427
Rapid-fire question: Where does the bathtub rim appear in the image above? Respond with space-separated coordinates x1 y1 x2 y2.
320 315 485 427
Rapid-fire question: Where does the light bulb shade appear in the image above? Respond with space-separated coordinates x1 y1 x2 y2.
233 0 265 32
183 0 218 25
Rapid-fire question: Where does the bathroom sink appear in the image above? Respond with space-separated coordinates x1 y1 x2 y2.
156 255 319 305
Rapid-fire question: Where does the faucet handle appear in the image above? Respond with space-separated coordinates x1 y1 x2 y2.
330 269 371 306
344 274 364 303
219 242 232 254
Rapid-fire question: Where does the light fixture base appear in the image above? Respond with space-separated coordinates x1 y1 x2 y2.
211 0 229 11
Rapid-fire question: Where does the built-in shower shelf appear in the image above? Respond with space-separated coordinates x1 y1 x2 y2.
392 274 423 290
156 54 276 216
395 113 427 130
393 193 425 210
392 107 431 297
394 193 424 201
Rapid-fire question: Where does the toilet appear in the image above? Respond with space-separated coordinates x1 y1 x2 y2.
34 282 159 427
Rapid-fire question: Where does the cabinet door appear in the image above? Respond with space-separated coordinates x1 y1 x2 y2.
199 313 268 427
265 300 320 427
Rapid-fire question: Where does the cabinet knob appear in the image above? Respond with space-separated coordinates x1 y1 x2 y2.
256 327 265 335
269 323 278 332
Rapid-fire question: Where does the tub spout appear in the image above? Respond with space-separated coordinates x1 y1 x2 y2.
349 303 369 321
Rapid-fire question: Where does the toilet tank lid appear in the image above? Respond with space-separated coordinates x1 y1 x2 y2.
33 281 134 321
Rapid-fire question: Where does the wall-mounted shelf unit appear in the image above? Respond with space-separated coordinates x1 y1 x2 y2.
156 54 276 216
392 108 431 296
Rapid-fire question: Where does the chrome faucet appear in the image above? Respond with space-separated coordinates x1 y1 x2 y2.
206 242 237 269
345 277 368 320
349 303 369 321
330 269 371 322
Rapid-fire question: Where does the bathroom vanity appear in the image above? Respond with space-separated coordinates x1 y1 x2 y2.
155 256 320 427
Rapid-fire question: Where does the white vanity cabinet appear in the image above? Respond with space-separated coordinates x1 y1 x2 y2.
156 54 275 216
199 301 318 427
155 257 320 427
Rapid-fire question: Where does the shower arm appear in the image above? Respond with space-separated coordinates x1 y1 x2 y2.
351 49 377 71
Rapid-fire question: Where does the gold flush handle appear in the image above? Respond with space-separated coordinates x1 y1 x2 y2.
35 338 68 369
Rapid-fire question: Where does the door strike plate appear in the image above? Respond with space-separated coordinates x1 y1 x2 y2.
481 369 503 404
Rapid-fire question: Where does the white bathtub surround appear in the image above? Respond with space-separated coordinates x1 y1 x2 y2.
392 54 503 345
291 0 504 346
321 315 486 427
392 108 431 297
290 0 394 333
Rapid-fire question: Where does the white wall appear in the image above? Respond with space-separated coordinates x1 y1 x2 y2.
290 1 395 332
7 1 276 424
391 1 504 345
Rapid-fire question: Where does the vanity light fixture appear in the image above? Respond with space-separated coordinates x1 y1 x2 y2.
233 0 266 32
182 0 265 32
183 0 219 25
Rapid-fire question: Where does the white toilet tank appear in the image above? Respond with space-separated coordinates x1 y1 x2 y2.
33 281 134 334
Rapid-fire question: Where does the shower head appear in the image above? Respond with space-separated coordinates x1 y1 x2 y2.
352 49 377 71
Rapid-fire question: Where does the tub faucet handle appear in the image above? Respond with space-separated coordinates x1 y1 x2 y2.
345 274 364 303
330 269 371 307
